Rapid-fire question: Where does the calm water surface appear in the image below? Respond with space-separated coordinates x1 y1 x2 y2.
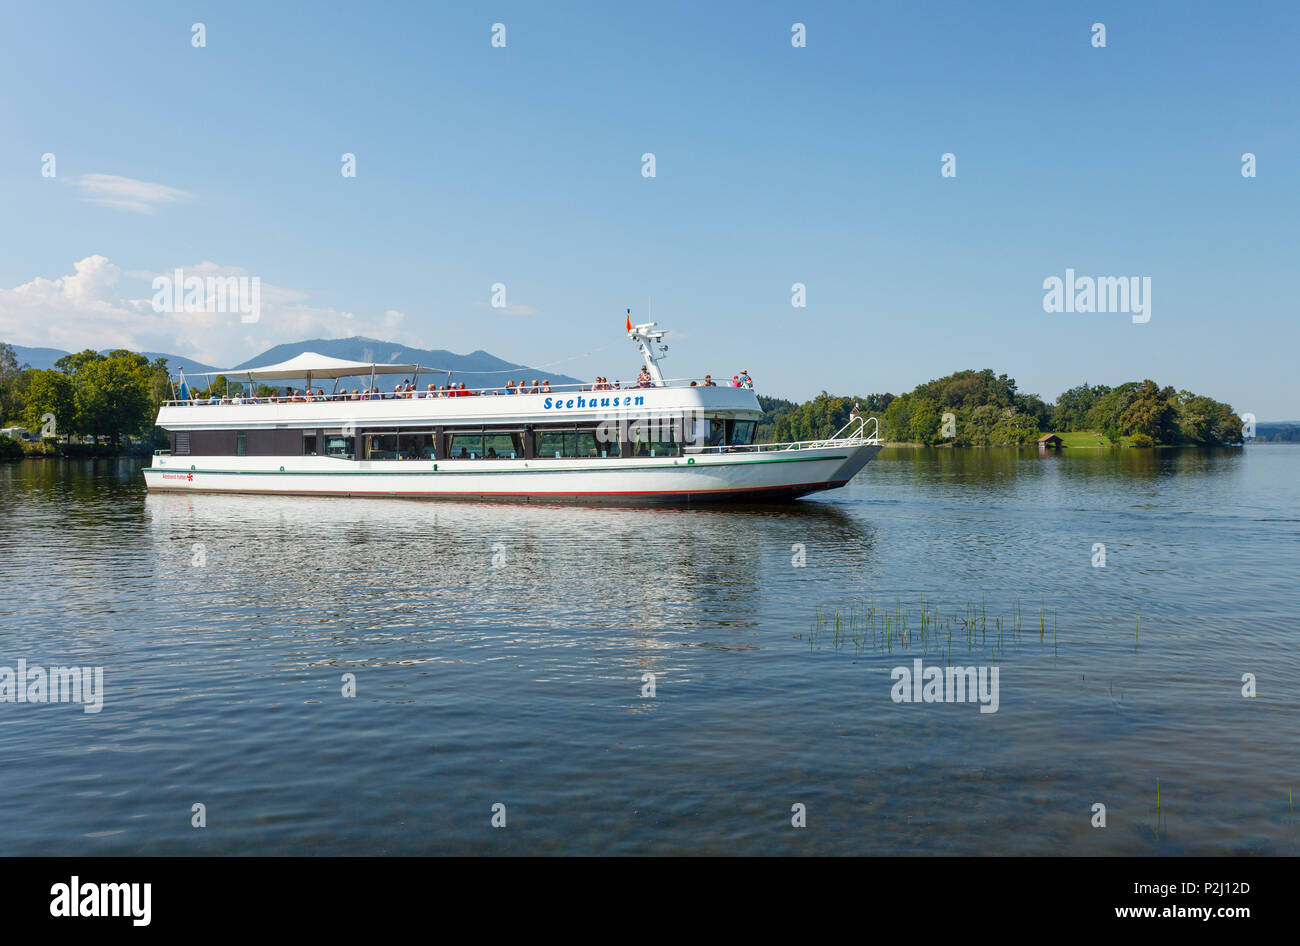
1 446 1297 854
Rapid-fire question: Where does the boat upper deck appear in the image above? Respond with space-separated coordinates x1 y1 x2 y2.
156 377 763 431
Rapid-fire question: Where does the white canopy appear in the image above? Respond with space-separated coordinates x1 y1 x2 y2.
201 352 442 382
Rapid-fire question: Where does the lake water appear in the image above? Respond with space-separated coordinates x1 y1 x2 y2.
1 446 1297 855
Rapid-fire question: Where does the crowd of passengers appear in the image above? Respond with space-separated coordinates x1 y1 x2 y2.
187 368 754 404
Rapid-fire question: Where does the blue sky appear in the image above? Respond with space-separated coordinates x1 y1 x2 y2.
1 1 1296 416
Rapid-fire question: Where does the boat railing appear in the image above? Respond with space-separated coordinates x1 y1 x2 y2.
686 415 882 455
159 377 754 407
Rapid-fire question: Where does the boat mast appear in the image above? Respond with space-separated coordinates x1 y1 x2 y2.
627 311 668 385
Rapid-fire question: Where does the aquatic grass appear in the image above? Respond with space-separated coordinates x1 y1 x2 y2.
805 593 1069 661
803 595 1158 667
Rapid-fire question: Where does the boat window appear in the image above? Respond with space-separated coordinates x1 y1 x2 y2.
731 421 756 445
482 432 521 459
574 428 601 457
447 431 484 459
236 431 246 457
632 438 681 458
323 433 354 460
533 426 618 460
397 432 435 459
691 418 725 447
364 433 399 459
174 432 190 455
535 430 567 458
303 433 318 456
629 417 682 458
535 427 606 458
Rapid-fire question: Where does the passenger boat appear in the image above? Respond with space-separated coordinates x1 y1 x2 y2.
143 321 883 504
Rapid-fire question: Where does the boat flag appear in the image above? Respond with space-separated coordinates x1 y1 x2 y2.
626 311 632 333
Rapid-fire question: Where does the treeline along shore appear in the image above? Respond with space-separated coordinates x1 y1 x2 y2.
756 368 1245 448
0 344 1250 459
0 344 174 458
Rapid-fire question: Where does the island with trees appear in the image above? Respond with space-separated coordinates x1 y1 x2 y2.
757 368 1243 448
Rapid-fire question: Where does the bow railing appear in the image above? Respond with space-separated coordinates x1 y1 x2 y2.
685 415 881 455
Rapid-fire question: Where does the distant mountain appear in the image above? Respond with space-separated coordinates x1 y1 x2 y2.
6 344 217 375
138 352 219 375
6 345 68 371
4 337 582 390
1255 422 1300 443
229 336 582 390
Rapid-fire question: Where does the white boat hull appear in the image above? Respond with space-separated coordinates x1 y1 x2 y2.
143 442 882 504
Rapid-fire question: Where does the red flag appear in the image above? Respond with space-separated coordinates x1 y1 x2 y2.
626 314 632 332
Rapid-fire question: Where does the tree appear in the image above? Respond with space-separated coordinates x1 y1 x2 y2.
963 404 1001 445
1052 383 1111 431
882 394 915 443
1014 392 1053 431
54 349 104 376
72 351 155 445
908 401 942 444
875 369 1045 444
1119 380 1178 443
1086 382 1140 437
0 342 24 425
988 407 1040 444
22 370 74 437
1176 391 1244 444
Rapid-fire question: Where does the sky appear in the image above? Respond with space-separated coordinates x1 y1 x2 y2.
1 1 1296 416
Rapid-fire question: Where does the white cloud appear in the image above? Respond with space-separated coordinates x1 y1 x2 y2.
0 256 416 366
68 174 196 215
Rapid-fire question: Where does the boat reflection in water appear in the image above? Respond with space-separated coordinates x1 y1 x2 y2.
143 490 878 712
